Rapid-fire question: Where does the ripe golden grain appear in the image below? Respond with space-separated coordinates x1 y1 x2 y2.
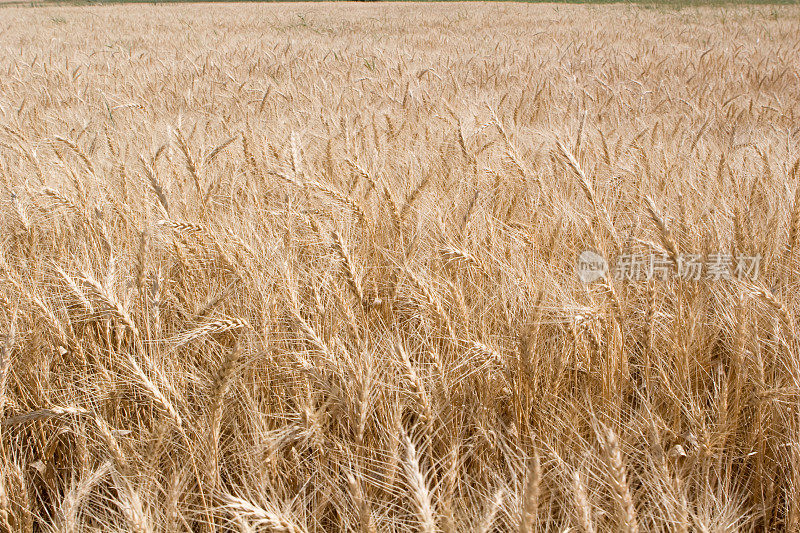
0 3 797 531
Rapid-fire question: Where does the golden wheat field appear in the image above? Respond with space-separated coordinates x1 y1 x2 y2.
1 2 800 531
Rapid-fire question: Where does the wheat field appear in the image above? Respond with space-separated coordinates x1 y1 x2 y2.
0 2 799 531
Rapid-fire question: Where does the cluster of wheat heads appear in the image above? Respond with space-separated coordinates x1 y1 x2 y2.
0 3 799 532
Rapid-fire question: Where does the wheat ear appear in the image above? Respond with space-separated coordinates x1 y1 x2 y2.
519 452 541 533
331 229 365 307
401 431 436 533
477 489 504 533
220 494 306 533
644 196 679 264
601 429 639 533
572 469 595 533
208 343 244 486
